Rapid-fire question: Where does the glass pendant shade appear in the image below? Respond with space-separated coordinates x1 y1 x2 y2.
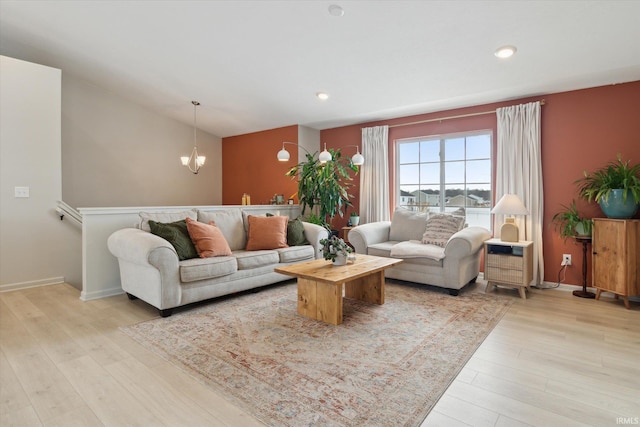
182 101 204 174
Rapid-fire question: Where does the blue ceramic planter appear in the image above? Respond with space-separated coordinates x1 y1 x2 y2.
598 189 639 219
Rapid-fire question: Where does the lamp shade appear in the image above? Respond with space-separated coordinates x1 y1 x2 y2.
491 194 529 215
352 151 364 166
277 148 290 161
318 143 332 163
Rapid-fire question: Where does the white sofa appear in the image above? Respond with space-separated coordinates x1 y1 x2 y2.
348 208 490 295
107 207 328 316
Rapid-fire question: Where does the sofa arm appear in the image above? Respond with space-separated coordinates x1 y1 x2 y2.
348 221 392 254
108 228 177 265
302 222 330 259
444 226 491 259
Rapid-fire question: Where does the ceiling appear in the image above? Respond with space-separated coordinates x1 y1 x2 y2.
1 1 639 138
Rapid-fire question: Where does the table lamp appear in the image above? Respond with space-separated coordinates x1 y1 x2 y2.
491 194 529 242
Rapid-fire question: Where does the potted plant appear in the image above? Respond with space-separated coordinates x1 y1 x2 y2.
575 154 640 218
320 235 353 266
350 211 360 226
551 200 592 240
286 148 359 228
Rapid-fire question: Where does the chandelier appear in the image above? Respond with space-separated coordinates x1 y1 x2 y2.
181 101 206 174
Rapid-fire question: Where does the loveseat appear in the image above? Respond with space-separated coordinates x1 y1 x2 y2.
108 207 328 316
348 208 491 295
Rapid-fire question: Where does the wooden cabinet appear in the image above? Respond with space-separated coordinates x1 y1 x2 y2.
484 239 533 299
592 218 640 309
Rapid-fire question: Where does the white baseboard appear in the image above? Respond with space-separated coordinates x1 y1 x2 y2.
0 277 65 293
80 286 124 301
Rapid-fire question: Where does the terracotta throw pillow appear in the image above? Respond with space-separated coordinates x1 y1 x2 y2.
421 214 465 248
185 218 232 258
245 215 289 250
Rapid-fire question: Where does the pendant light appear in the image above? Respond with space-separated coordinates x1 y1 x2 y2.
181 101 205 174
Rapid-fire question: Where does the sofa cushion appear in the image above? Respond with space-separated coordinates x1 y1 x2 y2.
179 256 237 282
185 218 232 258
245 215 289 250
276 245 315 263
367 241 399 258
233 250 280 270
389 240 446 261
148 219 198 261
421 214 465 247
140 209 197 232
197 210 246 251
287 217 309 246
389 207 429 241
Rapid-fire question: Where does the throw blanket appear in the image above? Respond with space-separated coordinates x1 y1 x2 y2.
389 240 445 260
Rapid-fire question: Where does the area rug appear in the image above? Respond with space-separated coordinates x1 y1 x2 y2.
121 282 512 427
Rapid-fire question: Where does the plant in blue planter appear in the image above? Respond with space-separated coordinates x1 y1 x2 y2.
576 154 640 219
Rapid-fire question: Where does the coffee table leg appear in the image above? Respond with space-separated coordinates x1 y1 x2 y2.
345 271 385 305
297 279 342 325
297 278 317 320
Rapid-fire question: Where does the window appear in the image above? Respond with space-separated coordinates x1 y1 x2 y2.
396 131 492 230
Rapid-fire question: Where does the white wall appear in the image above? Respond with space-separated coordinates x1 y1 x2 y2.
298 125 320 162
0 56 80 289
62 74 222 208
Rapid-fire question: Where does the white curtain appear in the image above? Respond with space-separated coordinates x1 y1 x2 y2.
360 125 390 223
495 101 544 286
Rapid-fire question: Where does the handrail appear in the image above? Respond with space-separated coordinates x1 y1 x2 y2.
56 200 82 224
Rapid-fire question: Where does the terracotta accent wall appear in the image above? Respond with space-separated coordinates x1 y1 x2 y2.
321 81 640 287
222 125 299 206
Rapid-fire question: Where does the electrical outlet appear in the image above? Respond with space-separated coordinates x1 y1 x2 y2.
562 254 572 266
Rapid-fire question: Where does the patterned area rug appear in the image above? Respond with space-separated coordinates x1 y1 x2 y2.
122 282 511 427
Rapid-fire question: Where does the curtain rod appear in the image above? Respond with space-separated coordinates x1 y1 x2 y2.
387 99 545 129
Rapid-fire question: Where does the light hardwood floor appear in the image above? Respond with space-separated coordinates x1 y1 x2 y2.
1 281 638 427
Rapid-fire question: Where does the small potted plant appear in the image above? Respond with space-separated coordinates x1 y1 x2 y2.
350 211 360 226
320 235 353 266
575 154 640 218
551 200 592 240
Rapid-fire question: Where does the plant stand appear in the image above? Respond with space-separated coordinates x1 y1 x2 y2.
573 236 595 298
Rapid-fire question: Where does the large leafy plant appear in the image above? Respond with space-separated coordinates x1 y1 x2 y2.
575 154 640 204
286 148 359 228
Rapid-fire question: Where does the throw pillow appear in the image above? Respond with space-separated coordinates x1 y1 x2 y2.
148 219 198 260
287 217 309 246
197 210 246 251
185 218 232 258
421 214 466 248
139 209 197 232
449 207 466 230
389 207 429 241
245 215 289 250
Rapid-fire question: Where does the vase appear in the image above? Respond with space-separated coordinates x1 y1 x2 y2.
333 253 348 266
598 189 639 219
351 216 360 226
574 222 591 237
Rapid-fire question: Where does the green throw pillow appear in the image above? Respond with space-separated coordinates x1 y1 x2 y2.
287 217 309 246
149 219 198 260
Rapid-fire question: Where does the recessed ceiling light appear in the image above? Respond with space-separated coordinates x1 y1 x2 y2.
316 92 329 101
494 45 517 59
328 4 344 17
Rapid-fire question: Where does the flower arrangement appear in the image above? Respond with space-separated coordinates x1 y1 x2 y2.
320 235 353 263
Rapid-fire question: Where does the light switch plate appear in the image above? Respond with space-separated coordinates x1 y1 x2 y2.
14 186 30 198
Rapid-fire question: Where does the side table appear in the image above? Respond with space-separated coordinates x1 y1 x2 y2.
573 236 595 298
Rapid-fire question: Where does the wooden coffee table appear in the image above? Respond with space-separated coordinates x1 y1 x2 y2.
274 254 402 325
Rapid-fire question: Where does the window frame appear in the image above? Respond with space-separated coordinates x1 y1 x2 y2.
395 129 493 229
